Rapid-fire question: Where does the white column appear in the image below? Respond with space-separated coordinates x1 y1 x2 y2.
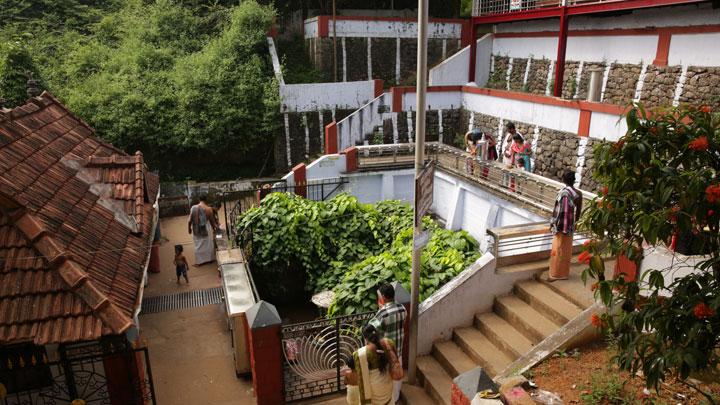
506 57 514 91
633 62 649 103
342 37 347 82
367 37 373 80
672 65 689 107
303 113 310 159
284 113 292 167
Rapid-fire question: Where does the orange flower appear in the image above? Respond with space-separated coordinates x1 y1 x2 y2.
591 282 599 292
689 136 709 151
578 251 592 264
612 139 625 152
694 302 715 319
706 184 720 204
700 105 712 113
591 314 603 328
601 186 608 196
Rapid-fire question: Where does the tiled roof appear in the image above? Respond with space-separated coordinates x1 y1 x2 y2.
0 92 159 345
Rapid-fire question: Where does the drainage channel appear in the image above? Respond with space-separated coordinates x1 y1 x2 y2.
141 287 224 314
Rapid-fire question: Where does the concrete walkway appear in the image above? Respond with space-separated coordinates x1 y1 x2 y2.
140 215 255 404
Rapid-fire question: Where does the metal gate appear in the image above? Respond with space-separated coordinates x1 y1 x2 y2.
1 341 156 405
281 312 374 402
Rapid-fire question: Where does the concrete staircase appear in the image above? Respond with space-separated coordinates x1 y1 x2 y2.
407 270 594 405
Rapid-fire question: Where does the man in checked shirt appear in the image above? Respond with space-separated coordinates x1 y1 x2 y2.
368 283 407 403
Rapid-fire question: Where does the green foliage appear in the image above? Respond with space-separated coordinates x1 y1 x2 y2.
579 372 628 404
580 105 720 400
276 35 324 84
237 193 480 314
327 224 480 316
0 39 42 106
0 0 279 179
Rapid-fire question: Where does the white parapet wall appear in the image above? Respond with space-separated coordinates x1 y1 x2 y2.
395 86 627 142
430 34 494 87
304 16 467 39
280 80 380 112
490 3 720 67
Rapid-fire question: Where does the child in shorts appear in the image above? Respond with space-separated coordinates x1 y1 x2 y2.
174 244 189 284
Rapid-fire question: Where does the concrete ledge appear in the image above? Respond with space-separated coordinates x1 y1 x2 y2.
493 301 604 381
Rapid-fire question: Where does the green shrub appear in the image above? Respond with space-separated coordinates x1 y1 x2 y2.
237 193 480 314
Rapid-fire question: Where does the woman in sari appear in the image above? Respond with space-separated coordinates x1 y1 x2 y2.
351 325 397 405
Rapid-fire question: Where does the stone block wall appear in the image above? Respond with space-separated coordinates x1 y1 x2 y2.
579 137 606 193
602 63 642 106
561 61 581 99
275 109 354 172
488 56 510 89
576 62 606 101
681 67 720 108
308 37 460 87
526 59 552 95
534 128 578 182
508 58 528 92
642 65 681 108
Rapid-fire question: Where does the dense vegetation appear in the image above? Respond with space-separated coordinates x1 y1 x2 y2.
237 193 480 315
0 0 279 180
581 105 720 402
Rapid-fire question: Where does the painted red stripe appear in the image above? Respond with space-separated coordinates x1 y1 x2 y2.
577 110 592 137
653 30 672 66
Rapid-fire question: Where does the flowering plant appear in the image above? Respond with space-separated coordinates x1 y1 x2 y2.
579 104 720 402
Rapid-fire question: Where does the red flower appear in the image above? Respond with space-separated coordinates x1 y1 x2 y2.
578 251 592 264
706 184 720 204
649 126 658 135
694 302 715 319
700 105 712 113
600 186 608 196
689 136 709 151
591 282 599 292
591 314 603 328
612 139 625 152
708 210 715 217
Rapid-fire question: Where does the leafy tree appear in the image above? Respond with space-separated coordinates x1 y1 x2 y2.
580 105 720 402
0 39 42 106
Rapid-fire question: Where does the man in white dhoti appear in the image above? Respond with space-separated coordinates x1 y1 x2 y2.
188 194 217 266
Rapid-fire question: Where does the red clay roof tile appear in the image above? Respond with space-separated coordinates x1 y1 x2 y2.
0 92 158 345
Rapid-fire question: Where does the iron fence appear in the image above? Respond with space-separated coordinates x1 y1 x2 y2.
281 311 375 402
1 341 155 405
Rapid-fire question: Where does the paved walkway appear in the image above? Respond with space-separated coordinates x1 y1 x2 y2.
140 215 255 404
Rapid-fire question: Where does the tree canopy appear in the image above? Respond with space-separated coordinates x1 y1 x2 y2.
581 105 720 402
0 0 279 180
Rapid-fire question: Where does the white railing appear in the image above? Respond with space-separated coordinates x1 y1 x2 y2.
335 92 392 151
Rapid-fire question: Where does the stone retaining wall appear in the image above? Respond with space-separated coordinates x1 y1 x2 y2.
486 56 720 109
308 37 459 86
276 109 354 172
534 129 579 182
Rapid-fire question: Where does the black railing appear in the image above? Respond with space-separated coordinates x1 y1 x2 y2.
281 311 375 402
1 341 156 405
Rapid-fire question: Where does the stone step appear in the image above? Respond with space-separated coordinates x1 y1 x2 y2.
494 295 560 343
515 281 584 325
453 327 513 377
417 355 453 405
495 258 550 274
474 312 534 359
400 383 438 405
432 340 478 378
537 270 596 309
